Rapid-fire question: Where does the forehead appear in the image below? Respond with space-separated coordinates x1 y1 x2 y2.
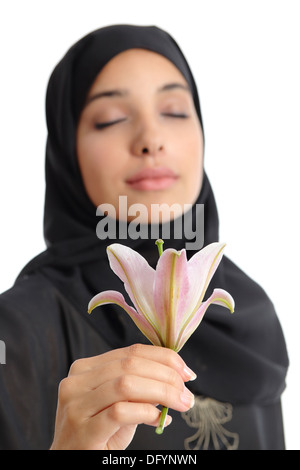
87 49 189 95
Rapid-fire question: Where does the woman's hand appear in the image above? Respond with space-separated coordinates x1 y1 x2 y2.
50 343 196 450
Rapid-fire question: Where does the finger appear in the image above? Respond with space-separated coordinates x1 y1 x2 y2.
98 402 172 429
124 344 197 382
69 344 196 382
87 374 195 416
87 402 172 448
67 355 185 395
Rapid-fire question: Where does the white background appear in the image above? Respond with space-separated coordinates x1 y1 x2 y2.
0 0 299 450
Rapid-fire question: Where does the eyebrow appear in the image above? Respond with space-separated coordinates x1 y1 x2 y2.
85 89 128 106
85 82 191 106
158 82 190 93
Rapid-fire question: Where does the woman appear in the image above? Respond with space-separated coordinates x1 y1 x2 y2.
0 24 288 450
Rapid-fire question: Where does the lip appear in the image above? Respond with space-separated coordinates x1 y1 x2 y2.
126 167 179 191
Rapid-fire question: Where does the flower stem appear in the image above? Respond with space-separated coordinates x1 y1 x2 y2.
154 239 168 434
155 406 169 435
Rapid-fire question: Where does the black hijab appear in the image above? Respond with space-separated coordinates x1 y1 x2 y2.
18 24 288 406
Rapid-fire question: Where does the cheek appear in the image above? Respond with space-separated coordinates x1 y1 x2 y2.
181 130 204 204
180 129 203 178
77 137 118 204
78 136 117 183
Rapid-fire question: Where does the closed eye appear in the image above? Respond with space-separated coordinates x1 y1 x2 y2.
94 118 127 130
161 112 189 118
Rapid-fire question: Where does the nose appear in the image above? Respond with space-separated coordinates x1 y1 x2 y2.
131 122 164 157
140 144 164 155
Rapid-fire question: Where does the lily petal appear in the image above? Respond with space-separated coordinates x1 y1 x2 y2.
154 248 191 348
175 288 235 352
185 242 227 316
106 244 160 332
88 290 163 347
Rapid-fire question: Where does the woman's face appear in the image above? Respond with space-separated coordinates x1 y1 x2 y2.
76 49 203 223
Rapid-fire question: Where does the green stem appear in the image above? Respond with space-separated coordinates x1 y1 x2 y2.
155 406 169 435
155 240 168 434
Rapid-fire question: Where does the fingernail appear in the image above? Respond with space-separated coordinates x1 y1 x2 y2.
165 415 173 427
183 365 197 382
180 387 195 408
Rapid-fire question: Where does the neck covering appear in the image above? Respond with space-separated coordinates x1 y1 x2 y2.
18 24 288 406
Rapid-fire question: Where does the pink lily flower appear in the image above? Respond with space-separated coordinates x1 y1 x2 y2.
88 240 234 434
88 241 234 352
